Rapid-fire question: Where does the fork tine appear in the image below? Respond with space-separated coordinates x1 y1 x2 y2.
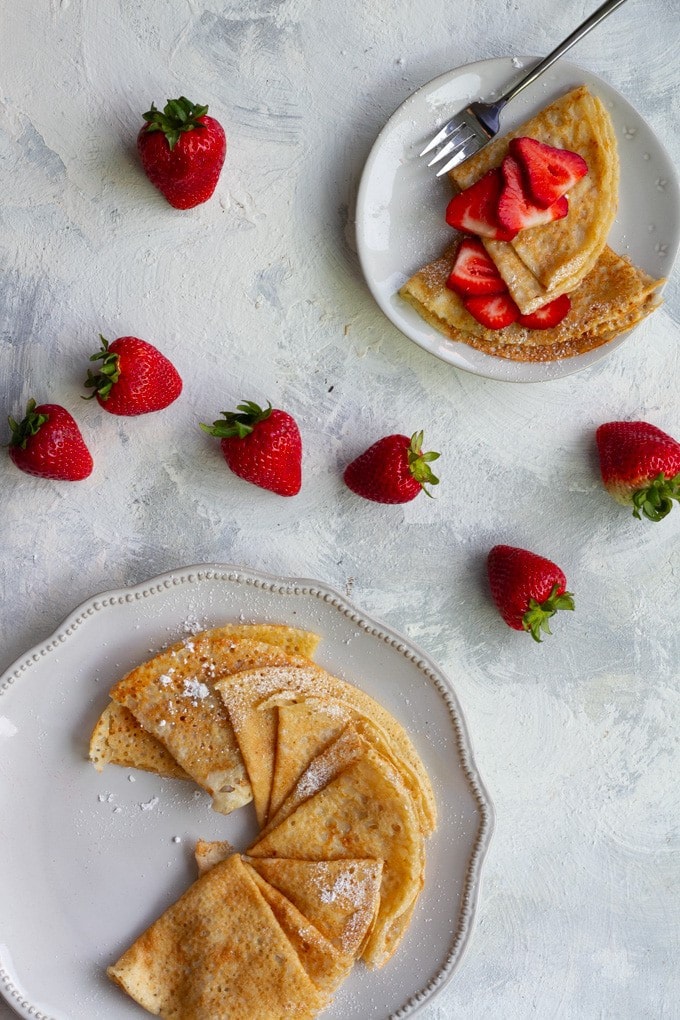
425 124 469 167
419 117 467 157
435 135 481 176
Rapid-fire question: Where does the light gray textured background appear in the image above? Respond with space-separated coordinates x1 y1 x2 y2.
1 0 679 1017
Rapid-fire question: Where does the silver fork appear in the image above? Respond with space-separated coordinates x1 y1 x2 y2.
421 0 629 176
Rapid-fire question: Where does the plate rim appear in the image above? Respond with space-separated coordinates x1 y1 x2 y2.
355 54 680 383
0 562 495 1020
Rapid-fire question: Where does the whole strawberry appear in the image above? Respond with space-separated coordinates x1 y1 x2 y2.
343 431 439 504
487 544 575 642
200 401 302 496
84 335 182 416
8 399 93 481
137 97 227 210
596 420 680 521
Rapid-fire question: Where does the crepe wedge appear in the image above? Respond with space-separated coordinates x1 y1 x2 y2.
268 698 353 820
107 852 326 1020
215 664 437 834
193 843 383 960
400 242 663 362
89 623 320 785
244 857 384 959
450 84 620 313
261 723 367 838
247 742 425 969
105 635 314 814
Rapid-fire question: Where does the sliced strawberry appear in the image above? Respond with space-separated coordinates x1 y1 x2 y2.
446 238 507 297
509 136 588 208
518 293 572 330
497 156 569 234
464 293 519 330
446 168 518 241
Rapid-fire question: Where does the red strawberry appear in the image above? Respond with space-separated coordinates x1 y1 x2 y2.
497 155 568 234
446 238 507 296
509 136 588 208
200 401 302 496
343 431 439 504
487 545 575 642
518 293 571 330
84 335 182 415
8 399 93 481
596 421 680 521
138 97 227 209
464 292 519 330
446 168 518 241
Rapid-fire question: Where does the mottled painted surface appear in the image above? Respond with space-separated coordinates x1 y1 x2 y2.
0 0 678 1017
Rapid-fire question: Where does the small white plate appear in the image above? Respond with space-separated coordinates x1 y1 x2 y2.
355 57 680 382
0 565 493 1020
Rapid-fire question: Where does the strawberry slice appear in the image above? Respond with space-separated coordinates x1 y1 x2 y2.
518 293 572 330
446 238 507 296
464 293 519 330
446 168 518 241
497 156 569 234
509 136 588 208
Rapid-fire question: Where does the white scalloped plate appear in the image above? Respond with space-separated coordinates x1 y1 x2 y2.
356 56 680 382
0 565 493 1020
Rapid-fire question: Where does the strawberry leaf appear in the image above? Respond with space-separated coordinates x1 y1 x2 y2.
83 335 121 401
407 431 440 497
142 97 210 151
7 399 49 449
200 401 273 439
522 583 575 642
631 471 680 521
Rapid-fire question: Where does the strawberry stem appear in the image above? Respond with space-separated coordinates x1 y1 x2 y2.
522 583 575 642
142 97 209 150
631 471 680 522
200 401 272 439
83 335 120 401
407 431 440 497
7 399 49 448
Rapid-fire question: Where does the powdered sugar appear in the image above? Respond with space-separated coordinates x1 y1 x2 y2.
182 677 211 704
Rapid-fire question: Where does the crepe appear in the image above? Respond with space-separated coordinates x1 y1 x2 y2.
193 843 383 960
89 701 192 780
89 623 320 783
449 85 620 313
245 864 353 998
107 853 326 1020
400 242 663 362
244 857 383 958
216 664 437 835
261 724 367 838
268 699 352 820
247 744 425 969
107 636 312 814
194 838 235 875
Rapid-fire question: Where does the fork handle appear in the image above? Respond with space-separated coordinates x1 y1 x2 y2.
500 0 629 106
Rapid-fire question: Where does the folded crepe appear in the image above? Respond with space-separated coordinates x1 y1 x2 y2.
449 84 620 314
193 844 384 961
400 242 663 362
247 742 425 969
107 853 327 1020
106 636 313 814
244 864 354 998
215 664 437 835
268 698 353 821
244 857 384 959
89 624 320 786
261 723 367 838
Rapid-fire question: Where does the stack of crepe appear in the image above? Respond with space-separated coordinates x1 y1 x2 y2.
90 622 436 1018
399 85 664 362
